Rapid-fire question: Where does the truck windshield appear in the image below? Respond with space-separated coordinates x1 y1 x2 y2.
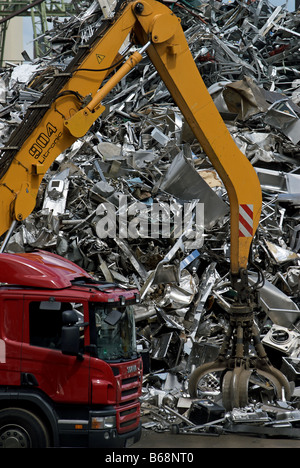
92 305 137 361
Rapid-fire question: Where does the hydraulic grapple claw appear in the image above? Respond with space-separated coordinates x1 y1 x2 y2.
188 301 292 410
188 359 291 411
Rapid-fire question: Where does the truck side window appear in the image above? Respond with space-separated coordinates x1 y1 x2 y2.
29 302 64 349
29 301 84 350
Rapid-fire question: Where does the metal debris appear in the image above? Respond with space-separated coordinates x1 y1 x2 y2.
1 0 300 439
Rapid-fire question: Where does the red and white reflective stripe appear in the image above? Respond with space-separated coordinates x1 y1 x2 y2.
239 204 253 237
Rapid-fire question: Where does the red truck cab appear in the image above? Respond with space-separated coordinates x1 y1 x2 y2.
0 250 142 448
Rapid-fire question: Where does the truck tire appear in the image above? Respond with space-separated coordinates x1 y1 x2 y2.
0 407 50 448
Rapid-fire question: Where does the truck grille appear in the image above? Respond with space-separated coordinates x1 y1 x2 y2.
120 375 141 401
111 362 142 404
110 360 142 434
117 401 140 434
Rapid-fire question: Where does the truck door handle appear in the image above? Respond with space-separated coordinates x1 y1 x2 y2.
21 373 39 387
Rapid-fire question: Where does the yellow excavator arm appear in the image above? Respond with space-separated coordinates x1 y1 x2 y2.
0 0 262 282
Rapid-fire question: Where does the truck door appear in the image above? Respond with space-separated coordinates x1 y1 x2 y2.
0 295 23 386
21 298 90 404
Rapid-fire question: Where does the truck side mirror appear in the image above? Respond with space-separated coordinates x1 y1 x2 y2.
61 310 80 356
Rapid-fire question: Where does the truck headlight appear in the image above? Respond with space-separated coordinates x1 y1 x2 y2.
91 415 116 430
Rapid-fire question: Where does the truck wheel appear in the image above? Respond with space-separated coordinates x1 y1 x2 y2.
0 408 50 448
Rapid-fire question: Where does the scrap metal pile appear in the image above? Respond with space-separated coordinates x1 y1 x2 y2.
1 0 300 438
